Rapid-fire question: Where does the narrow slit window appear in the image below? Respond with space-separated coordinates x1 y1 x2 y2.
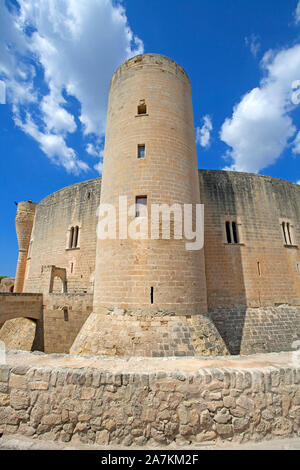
151 286 154 304
74 226 79 248
232 221 239 244
225 221 240 244
257 261 261 277
225 221 232 244
137 144 145 159
282 222 288 244
282 221 295 246
137 101 147 115
135 196 147 217
69 227 74 248
287 223 293 245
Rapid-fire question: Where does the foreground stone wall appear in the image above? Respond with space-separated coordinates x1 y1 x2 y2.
0 351 299 446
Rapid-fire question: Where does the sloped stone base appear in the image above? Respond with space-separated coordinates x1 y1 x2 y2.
70 310 229 357
0 318 36 351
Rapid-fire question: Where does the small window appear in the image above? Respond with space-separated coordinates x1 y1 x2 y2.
282 221 295 246
69 226 80 249
136 196 147 217
137 144 145 159
225 221 239 244
151 286 154 304
137 101 147 115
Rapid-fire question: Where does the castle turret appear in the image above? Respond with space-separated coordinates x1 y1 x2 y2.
71 54 227 357
94 53 207 314
14 201 36 293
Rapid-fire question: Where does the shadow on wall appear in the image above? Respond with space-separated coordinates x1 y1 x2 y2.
199 171 247 354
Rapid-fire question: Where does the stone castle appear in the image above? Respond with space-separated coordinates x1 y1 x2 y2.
1 53 300 357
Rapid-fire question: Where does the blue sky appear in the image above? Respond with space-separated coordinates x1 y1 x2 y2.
1 0 300 276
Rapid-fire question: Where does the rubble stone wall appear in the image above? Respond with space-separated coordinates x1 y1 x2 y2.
0 352 299 446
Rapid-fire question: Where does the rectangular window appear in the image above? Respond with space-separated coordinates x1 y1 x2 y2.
282 221 295 246
151 286 154 304
137 144 145 159
137 101 147 115
225 221 240 244
135 196 147 217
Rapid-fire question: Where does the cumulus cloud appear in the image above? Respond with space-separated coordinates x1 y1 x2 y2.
196 115 213 148
293 131 300 155
0 0 143 174
220 44 300 173
245 34 261 58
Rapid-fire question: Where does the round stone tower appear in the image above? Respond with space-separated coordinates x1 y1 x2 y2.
95 53 207 314
14 201 36 293
71 54 227 357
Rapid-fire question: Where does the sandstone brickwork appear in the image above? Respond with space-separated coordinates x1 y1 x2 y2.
43 293 93 354
211 305 300 355
23 178 101 295
70 310 228 357
0 278 14 293
200 170 300 310
14 201 37 293
0 318 36 351
0 351 299 446
93 53 208 316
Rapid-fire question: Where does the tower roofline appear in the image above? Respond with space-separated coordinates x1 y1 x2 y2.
111 53 190 85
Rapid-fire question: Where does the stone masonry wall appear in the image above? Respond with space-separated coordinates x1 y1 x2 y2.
199 170 300 310
70 310 228 357
211 305 300 355
24 178 101 295
0 293 42 323
0 352 299 446
43 294 93 354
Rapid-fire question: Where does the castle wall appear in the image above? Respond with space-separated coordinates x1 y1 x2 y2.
23 178 101 295
43 293 93 354
199 170 300 309
0 293 42 323
199 170 300 354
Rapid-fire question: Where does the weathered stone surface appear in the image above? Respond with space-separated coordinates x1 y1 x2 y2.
0 352 299 447
0 318 36 351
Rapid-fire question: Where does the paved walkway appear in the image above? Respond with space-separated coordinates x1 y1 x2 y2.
0 434 299 450
3 349 300 373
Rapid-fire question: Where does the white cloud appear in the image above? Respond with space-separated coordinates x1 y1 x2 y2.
86 143 102 157
196 115 213 148
293 131 300 154
220 44 300 173
295 1 300 24
245 34 261 58
0 0 143 173
94 160 103 175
